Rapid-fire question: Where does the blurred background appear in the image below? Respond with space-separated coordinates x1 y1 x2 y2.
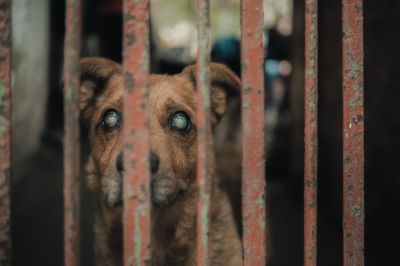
11 0 400 265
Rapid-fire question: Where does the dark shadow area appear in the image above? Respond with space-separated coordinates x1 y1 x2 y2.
10 1 400 266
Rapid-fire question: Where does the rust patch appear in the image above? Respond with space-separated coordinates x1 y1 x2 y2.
241 0 266 265
122 1 151 265
195 0 212 265
63 0 82 265
342 1 365 266
304 1 318 266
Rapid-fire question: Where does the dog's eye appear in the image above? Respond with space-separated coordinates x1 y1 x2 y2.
170 112 191 132
102 109 121 131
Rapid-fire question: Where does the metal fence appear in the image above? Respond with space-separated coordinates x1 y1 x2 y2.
0 0 365 265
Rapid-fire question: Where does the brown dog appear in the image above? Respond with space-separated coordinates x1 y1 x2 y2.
79 57 242 265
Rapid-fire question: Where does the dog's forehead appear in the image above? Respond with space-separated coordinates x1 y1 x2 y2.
148 74 196 114
149 74 195 99
95 72 196 118
102 74 124 102
103 72 194 96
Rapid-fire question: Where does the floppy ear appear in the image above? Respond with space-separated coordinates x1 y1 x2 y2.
182 63 241 125
78 57 122 114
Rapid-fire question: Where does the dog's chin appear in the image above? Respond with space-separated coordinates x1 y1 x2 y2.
102 172 123 210
151 189 181 208
106 198 123 209
103 174 181 209
104 193 179 210
151 176 181 208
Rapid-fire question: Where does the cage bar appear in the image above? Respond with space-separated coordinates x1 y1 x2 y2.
122 1 151 265
195 0 212 265
342 0 365 265
63 0 82 265
0 0 11 265
304 0 318 265
240 0 266 265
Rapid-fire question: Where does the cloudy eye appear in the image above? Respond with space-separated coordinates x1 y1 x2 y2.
102 109 121 131
170 111 191 133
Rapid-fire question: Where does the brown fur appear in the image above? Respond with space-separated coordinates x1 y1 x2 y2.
78 57 242 265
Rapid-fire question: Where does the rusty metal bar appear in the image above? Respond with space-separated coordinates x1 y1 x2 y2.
0 0 11 265
240 0 266 265
122 1 151 265
304 0 318 265
63 0 82 265
195 0 212 265
342 0 364 265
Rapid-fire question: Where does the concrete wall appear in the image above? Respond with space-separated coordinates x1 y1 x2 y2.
12 0 50 166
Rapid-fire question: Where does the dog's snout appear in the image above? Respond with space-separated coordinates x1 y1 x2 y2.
116 153 123 173
118 152 159 174
150 152 160 174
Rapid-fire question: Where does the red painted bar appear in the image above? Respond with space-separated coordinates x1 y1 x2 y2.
240 0 266 265
122 1 151 265
63 0 82 265
342 0 364 265
304 0 318 265
0 0 11 265
195 0 212 265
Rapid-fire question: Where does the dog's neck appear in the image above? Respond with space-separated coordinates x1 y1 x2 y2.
95 173 222 266
152 177 213 265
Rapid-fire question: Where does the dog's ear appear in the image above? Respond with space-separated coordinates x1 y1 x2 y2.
182 63 241 124
78 57 122 114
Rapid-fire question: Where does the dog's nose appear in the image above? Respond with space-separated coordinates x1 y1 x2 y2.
150 152 160 174
116 153 123 173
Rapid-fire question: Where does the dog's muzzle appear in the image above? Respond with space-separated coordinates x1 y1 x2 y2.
110 152 179 208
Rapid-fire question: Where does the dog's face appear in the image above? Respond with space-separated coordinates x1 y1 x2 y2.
79 57 240 209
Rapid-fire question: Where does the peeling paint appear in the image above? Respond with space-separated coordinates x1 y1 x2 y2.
241 0 266 265
242 86 252 94
256 191 265 207
126 32 136 46
258 216 265 230
124 72 135 93
342 1 365 266
195 0 212 265
122 1 151 265
304 1 318 265
134 208 142 265
63 1 82 266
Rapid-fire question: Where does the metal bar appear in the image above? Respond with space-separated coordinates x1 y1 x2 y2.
195 0 211 265
342 0 364 265
304 0 318 265
63 0 82 265
0 0 11 265
122 1 151 265
240 0 266 265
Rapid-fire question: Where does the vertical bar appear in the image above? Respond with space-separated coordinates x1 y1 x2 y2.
304 0 318 265
122 1 151 265
342 0 364 266
240 0 266 265
0 0 11 265
63 0 82 265
195 0 211 265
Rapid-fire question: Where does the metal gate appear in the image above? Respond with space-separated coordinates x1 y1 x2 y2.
0 0 365 265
